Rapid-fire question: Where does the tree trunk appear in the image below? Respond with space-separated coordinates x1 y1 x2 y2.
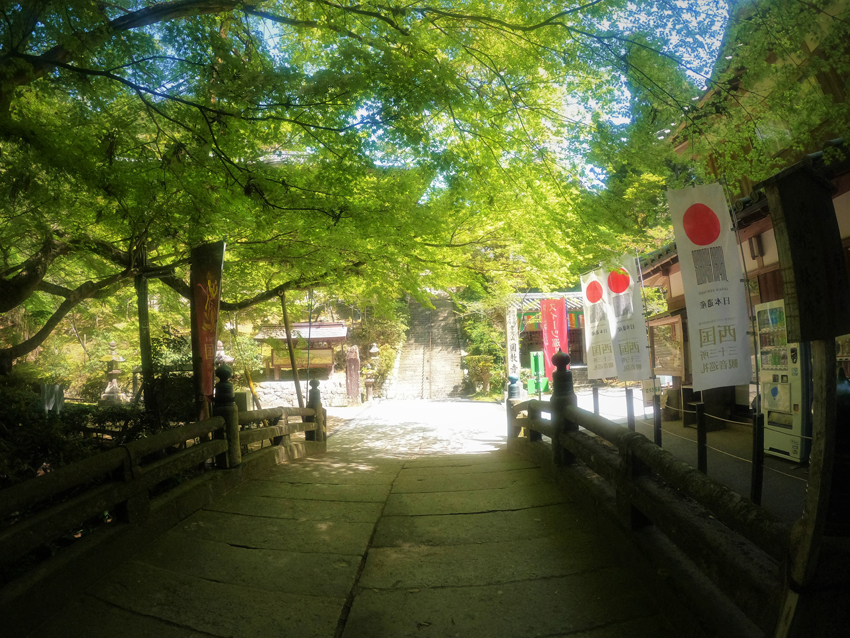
135 251 160 426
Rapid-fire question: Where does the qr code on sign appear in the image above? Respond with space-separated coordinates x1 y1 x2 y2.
692 246 727 285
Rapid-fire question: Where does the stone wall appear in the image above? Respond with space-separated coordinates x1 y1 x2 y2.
571 365 589 387
253 376 350 408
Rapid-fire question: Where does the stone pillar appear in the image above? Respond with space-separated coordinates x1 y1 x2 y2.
346 345 361 405
305 379 324 442
213 365 240 469
550 349 576 467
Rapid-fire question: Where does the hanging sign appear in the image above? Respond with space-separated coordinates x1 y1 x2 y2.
190 241 226 416
582 269 615 379
667 184 752 391
506 306 521 378
540 298 569 383
604 255 651 381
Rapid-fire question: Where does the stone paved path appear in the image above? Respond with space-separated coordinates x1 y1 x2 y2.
32 400 675 637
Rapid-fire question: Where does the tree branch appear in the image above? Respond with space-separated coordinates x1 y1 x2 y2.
0 237 70 312
413 1 607 32
0 270 133 373
157 261 365 311
0 1 243 107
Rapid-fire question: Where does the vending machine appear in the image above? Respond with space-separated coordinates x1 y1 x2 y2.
755 300 811 462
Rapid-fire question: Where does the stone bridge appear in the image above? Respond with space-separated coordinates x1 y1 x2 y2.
1 374 847 637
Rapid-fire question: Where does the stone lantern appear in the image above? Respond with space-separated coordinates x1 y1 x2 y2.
99 341 129 405
215 340 235 365
365 343 379 402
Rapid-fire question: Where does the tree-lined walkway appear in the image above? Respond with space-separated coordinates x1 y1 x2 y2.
32 401 675 637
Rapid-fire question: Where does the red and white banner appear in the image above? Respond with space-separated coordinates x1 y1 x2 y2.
667 184 751 391
540 298 569 383
604 255 651 382
582 269 615 379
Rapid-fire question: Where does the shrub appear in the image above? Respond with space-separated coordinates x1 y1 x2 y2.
464 355 495 393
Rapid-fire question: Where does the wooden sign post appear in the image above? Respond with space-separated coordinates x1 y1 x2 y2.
756 160 850 638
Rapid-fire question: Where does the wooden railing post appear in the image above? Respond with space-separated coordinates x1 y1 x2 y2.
653 394 662 446
695 402 707 474
305 379 324 442
550 350 576 466
214 365 241 468
750 412 765 505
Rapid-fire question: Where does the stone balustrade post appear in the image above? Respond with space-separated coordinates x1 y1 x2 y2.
506 374 522 440
214 365 240 468
527 401 542 442
305 379 325 442
550 349 576 466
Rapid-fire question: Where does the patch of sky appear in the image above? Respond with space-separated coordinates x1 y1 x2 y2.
418 173 450 204
627 0 730 87
590 0 730 127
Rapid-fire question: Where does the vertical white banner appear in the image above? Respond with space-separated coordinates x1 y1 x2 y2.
604 256 651 381
667 184 752 391
506 305 521 378
582 269 615 379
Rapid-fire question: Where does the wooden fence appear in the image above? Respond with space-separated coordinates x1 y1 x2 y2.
508 351 790 636
0 367 326 572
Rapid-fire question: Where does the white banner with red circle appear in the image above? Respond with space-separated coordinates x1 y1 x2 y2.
581 269 616 379
604 255 651 382
667 184 752 392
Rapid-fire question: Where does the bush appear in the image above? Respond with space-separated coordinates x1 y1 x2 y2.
148 331 195 423
464 355 495 393
0 377 99 489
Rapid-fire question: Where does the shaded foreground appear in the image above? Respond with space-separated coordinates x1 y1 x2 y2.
27 401 676 637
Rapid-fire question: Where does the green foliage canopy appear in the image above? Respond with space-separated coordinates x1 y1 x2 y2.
0 0 741 369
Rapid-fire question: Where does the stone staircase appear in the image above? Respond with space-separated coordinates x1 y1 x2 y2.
389 295 464 399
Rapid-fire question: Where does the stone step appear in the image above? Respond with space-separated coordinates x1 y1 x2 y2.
386 295 466 399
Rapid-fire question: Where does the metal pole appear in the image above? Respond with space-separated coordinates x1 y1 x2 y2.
592 386 599 415
696 403 707 474
653 394 662 446
280 290 305 409
626 387 635 431
428 307 433 400
535 354 542 400
750 412 765 504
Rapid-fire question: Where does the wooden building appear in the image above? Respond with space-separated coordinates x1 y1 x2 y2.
505 292 586 385
253 322 348 380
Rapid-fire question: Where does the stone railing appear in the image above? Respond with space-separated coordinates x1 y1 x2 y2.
507 351 790 637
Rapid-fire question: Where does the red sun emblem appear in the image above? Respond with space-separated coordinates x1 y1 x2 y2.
607 267 630 294
682 203 721 246
586 280 603 304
